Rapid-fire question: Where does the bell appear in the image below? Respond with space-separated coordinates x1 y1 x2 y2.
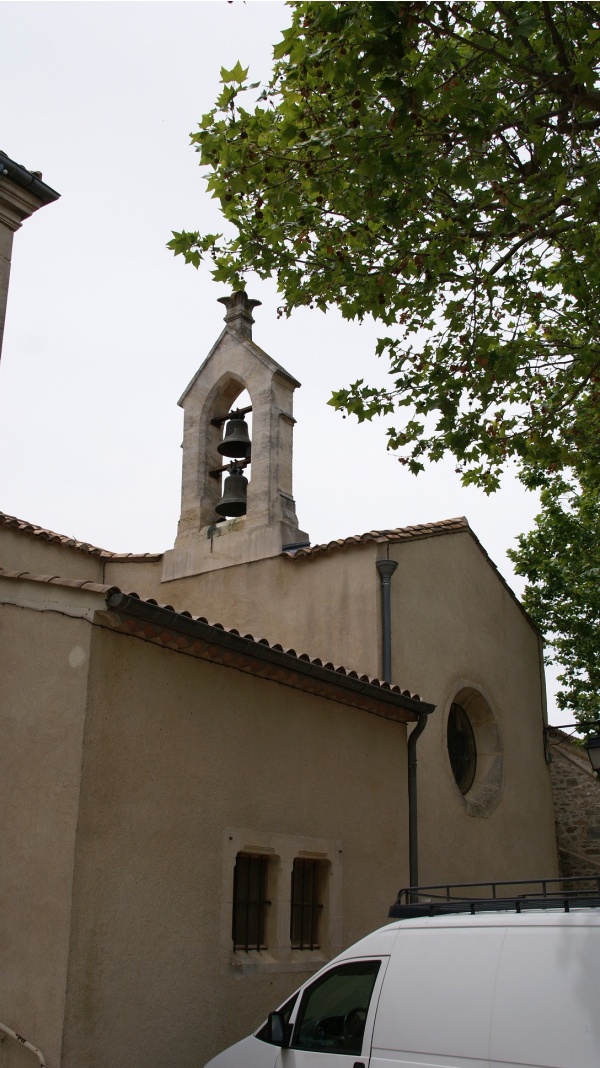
215 467 248 517
217 415 251 459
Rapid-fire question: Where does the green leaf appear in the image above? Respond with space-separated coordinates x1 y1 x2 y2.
173 4 600 705
220 61 249 85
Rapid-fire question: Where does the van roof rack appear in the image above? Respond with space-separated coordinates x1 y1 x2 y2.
389 876 600 919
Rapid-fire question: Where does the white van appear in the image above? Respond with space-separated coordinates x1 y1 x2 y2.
206 878 600 1068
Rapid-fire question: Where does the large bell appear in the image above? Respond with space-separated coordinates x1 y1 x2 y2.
215 467 248 518
217 415 251 459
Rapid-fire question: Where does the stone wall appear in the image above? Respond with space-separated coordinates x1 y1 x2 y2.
548 731 600 876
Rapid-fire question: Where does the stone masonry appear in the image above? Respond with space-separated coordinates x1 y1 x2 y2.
548 729 600 876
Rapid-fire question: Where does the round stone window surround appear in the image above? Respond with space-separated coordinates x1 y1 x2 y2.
445 685 504 817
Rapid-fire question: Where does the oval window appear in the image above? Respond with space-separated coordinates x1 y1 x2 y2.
447 702 477 794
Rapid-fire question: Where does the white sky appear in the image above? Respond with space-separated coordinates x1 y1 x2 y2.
0 0 568 722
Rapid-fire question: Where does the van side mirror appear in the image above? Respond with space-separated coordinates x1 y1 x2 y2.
267 1011 290 1048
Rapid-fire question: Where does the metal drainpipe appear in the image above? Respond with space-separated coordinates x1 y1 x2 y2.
376 557 432 899
407 709 431 895
376 558 398 684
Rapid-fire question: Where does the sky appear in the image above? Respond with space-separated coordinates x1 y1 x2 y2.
0 0 568 722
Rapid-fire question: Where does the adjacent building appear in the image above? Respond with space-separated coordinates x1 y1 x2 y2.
0 150 59 361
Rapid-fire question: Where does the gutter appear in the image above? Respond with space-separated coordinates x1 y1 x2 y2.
105 591 435 722
0 151 60 205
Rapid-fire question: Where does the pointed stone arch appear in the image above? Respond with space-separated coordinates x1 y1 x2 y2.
194 370 249 528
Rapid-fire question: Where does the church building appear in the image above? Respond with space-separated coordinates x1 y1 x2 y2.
0 155 558 1068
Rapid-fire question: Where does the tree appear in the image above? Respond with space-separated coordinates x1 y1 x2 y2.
170 1 600 723
509 469 600 729
171 0 600 488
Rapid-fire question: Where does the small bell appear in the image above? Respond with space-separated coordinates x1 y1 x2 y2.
215 467 248 517
217 415 251 459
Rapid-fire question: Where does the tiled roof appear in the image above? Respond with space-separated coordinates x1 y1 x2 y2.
0 568 432 722
0 510 469 564
0 512 162 561
284 518 469 558
0 509 536 633
0 567 116 595
284 516 540 634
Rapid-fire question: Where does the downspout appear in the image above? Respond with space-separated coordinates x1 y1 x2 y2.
376 558 397 684
407 709 431 894
537 630 551 763
376 556 433 898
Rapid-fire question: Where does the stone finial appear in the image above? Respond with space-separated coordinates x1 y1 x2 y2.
217 291 262 340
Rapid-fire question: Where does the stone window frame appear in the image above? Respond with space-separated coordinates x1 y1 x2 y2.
221 828 343 975
445 684 504 817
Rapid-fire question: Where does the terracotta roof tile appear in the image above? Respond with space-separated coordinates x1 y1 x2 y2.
0 567 118 595
0 512 162 561
284 518 469 558
101 590 430 721
1 510 538 635
0 568 428 713
284 515 539 635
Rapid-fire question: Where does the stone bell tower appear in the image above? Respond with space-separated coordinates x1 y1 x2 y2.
162 292 309 580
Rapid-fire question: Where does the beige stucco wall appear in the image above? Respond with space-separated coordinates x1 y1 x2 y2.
0 598 92 1068
2 519 558 894
123 546 379 675
60 624 409 1068
386 531 557 885
106 528 558 886
0 521 559 1068
0 525 164 594
0 527 105 582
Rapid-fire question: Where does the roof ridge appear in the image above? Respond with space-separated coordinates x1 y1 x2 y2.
284 517 470 558
0 567 118 595
0 511 162 561
284 516 540 637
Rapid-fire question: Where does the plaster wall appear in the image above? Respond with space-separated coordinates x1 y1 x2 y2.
0 527 105 582
117 548 381 676
61 626 408 1068
386 532 558 884
0 526 166 595
112 529 558 885
99 555 163 593
0 602 91 1068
